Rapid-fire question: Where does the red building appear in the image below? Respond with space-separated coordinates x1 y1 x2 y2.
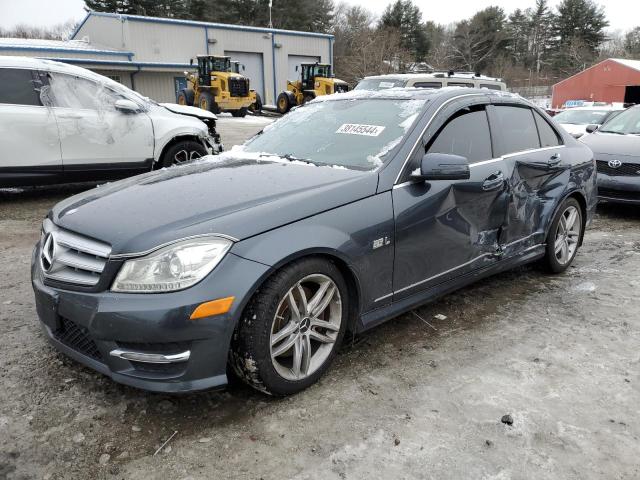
552 58 640 108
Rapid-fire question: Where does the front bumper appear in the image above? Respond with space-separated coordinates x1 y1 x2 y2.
597 174 640 205
31 245 269 393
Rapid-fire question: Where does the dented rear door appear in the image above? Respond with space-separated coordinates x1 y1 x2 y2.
392 98 509 301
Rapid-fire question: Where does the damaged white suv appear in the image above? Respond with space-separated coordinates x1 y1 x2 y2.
0 57 222 187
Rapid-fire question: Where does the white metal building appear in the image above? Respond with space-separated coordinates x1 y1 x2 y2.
0 11 334 105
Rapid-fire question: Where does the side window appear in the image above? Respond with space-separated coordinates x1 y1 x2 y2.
426 106 493 163
46 73 122 110
491 105 541 156
0 69 41 106
480 83 502 91
533 110 561 147
413 81 442 89
447 82 473 88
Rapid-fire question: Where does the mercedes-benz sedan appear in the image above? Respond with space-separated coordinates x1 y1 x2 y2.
32 88 597 395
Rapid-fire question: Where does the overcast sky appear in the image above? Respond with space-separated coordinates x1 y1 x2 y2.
0 0 636 31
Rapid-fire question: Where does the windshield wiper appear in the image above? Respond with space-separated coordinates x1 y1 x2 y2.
259 153 320 166
598 130 624 134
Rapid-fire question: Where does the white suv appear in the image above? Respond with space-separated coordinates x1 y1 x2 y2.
355 72 507 91
0 56 222 187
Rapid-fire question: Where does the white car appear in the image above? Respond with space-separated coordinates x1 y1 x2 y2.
0 56 221 187
554 105 625 139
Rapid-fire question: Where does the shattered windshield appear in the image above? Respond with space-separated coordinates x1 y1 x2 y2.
242 98 427 170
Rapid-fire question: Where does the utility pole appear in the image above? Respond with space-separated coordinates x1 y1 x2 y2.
268 0 273 29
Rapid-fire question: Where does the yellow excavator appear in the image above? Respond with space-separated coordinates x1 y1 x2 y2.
178 55 259 117
276 63 349 114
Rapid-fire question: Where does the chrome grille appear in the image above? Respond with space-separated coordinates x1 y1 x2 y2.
41 218 111 286
596 160 640 176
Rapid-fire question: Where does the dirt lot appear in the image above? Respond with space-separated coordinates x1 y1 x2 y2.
1 116 639 479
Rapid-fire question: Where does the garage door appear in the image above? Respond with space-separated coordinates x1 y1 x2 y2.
287 55 321 82
224 51 264 101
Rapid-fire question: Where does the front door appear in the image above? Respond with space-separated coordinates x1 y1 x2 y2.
45 72 154 170
392 100 509 300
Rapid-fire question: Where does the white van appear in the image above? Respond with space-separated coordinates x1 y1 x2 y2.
355 72 507 92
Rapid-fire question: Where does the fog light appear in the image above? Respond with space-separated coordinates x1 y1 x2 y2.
190 296 235 320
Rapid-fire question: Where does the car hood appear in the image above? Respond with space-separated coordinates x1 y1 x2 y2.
160 103 217 120
559 123 587 136
581 132 640 158
51 156 377 255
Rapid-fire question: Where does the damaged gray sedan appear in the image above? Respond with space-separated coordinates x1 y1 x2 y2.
31 88 597 395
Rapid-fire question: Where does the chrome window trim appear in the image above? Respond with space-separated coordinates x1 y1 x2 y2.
109 233 239 260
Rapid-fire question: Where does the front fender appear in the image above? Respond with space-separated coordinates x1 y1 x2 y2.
231 192 395 314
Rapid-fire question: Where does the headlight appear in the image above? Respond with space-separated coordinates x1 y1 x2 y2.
111 237 232 293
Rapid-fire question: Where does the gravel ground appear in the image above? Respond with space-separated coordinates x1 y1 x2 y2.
1 116 639 479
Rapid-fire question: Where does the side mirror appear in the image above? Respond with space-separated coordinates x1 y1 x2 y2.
114 99 140 114
585 124 599 133
295 65 299 72
190 58 194 65
412 152 470 181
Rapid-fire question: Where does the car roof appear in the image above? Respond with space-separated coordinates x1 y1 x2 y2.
563 105 625 111
360 73 504 83
312 86 524 106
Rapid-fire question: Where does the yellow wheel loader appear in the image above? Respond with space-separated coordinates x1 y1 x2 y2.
177 55 260 117
276 63 349 114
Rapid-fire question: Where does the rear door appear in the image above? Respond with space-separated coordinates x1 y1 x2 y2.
487 103 566 255
392 97 510 300
45 72 154 170
0 68 61 179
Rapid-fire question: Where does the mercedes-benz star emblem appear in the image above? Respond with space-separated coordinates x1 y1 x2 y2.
608 159 622 168
41 232 56 273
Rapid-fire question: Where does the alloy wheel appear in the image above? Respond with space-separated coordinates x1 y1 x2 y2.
270 274 342 381
173 149 203 164
554 205 581 265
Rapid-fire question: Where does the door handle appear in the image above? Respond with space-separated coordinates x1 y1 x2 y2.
57 112 83 119
482 171 504 191
548 153 561 166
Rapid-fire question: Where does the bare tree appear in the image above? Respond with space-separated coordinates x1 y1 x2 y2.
0 20 78 40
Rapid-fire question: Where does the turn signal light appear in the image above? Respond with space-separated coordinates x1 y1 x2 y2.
190 296 235 320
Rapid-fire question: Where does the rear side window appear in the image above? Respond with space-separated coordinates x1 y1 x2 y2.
0 68 41 106
413 81 442 89
491 106 540 155
533 111 561 147
426 106 492 162
480 83 502 90
447 82 473 88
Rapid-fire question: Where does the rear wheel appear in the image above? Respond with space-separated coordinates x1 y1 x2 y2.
277 92 291 114
543 197 583 273
249 93 262 113
231 258 349 395
159 140 207 168
302 93 315 104
177 89 194 106
231 107 248 118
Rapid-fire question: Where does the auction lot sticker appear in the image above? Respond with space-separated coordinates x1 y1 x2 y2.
336 124 386 136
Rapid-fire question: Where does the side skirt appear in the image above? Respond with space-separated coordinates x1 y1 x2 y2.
357 245 546 333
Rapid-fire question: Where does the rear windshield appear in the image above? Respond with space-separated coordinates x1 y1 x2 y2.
242 98 426 170
354 78 407 91
554 109 611 125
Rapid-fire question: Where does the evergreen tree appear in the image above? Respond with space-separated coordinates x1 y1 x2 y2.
452 6 508 72
380 0 429 62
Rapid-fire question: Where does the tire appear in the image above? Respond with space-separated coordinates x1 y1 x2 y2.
276 92 291 114
198 91 218 114
249 93 262 113
231 107 248 118
159 139 207 168
543 197 583 273
177 89 194 106
230 257 349 396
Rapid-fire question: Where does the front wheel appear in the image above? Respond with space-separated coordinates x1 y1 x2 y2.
543 197 583 273
159 140 207 168
231 258 349 395
276 92 291 114
231 107 248 118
